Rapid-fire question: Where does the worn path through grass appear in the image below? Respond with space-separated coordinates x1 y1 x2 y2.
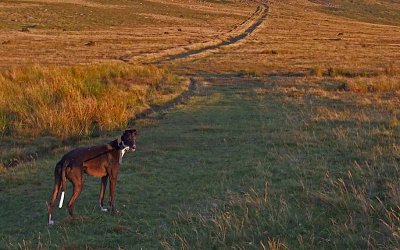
2 74 398 248
0 75 270 248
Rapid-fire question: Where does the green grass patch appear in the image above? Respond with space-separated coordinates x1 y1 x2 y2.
1 76 399 248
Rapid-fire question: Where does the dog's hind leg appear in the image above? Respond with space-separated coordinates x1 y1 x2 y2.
58 163 67 208
99 175 109 212
67 169 83 217
48 164 62 225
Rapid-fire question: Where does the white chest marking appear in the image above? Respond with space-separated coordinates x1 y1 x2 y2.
119 147 130 164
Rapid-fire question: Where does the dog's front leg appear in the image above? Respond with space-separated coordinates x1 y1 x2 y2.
99 175 109 211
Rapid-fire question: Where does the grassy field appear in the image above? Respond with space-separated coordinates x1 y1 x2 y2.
1 75 400 249
0 0 256 65
310 0 400 26
0 63 184 137
0 63 188 172
179 0 400 75
1 0 400 249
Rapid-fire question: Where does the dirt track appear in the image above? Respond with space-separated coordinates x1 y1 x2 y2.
131 1 270 64
131 0 270 118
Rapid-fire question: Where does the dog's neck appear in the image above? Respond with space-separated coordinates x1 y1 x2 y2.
109 139 130 164
109 138 127 150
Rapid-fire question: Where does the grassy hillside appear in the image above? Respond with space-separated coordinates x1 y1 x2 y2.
310 0 400 26
0 0 256 65
1 75 399 249
0 63 188 173
1 0 400 249
179 0 400 75
0 0 243 31
0 63 184 138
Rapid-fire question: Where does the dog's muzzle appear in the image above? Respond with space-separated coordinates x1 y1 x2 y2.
119 141 136 152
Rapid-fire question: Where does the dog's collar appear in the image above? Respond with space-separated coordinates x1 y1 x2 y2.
118 140 129 150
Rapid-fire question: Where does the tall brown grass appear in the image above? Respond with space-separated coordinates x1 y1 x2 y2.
0 63 185 138
343 76 400 93
308 66 400 93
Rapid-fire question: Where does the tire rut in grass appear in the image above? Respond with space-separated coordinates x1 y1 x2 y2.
152 3 269 64
132 77 201 122
123 1 269 64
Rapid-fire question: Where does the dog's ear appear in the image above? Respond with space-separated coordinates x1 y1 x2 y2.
132 129 137 136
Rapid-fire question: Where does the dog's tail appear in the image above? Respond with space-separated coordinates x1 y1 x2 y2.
58 162 67 208
48 161 67 224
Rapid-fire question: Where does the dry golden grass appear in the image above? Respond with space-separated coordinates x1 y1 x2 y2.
175 0 400 76
308 65 400 93
311 0 400 26
342 76 400 93
0 63 187 138
0 0 256 66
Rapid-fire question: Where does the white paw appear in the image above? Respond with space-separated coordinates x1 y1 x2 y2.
100 207 108 212
48 220 54 225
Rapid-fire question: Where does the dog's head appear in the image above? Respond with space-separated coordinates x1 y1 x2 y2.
118 129 137 152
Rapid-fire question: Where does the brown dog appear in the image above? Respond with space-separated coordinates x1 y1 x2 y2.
47 129 137 225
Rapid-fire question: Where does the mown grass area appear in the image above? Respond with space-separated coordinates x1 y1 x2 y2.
1 75 399 249
161 76 400 249
0 63 187 168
